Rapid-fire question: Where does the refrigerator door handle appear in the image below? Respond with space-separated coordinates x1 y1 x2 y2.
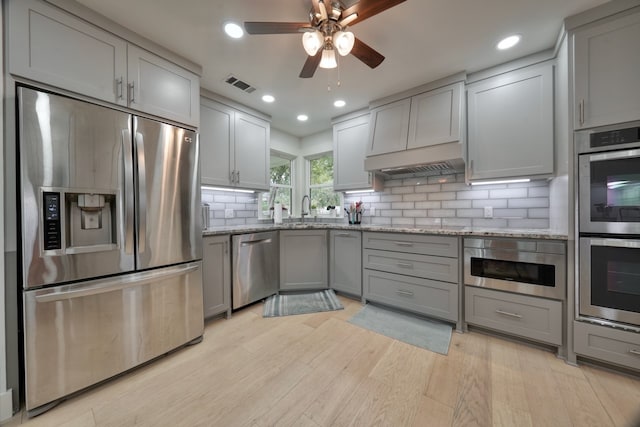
122 128 135 254
135 130 147 254
35 263 200 303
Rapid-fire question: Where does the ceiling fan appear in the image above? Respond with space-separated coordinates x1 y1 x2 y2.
244 0 406 78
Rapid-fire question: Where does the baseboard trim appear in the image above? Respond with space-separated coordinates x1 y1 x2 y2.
0 389 14 422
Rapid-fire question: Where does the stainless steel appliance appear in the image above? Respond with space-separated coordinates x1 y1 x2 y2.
464 238 566 300
18 87 203 415
577 122 640 235
577 122 640 329
579 237 640 327
232 231 279 309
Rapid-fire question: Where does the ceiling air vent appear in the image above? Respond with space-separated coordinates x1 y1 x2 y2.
381 162 458 176
224 75 257 94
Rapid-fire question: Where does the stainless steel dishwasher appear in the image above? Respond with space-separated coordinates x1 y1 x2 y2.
232 231 279 309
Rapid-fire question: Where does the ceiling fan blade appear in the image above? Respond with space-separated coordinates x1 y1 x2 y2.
350 37 385 68
341 0 407 26
244 22 311 34
299 50 323 78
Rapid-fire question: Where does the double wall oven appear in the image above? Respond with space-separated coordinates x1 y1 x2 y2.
577 122 640 329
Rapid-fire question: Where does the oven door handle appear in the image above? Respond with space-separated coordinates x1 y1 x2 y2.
588 238 640 249
587 148 640 162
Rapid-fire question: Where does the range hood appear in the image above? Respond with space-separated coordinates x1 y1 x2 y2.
364 140 466 177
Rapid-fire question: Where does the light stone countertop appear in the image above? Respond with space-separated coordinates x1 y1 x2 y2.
202 222 568 240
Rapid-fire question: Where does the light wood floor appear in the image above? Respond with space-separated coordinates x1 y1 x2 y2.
4 295 640 427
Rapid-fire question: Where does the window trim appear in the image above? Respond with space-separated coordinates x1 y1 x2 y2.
259 150 295 219
305 152 343 214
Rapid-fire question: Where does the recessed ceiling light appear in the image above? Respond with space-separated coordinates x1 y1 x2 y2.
334 100 346 108
297 114 309 122
497 35 521 50
262 94 275 103
224 22 244 39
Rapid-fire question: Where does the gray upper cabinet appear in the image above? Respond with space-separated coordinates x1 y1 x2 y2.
573 9 640 129
7 0 127 106
202 235 231 319
7 0 199 127
333 112 382 192
280 230 328 291
200 97 270 191
329 230 362 297
467 62 554 181
127 45 200 127
367 81 463 157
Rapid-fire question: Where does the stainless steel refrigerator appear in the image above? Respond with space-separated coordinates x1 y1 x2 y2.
18 87 203 415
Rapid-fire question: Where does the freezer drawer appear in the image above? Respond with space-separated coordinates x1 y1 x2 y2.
23 262 204 413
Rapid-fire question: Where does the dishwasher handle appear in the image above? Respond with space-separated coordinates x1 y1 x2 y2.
240 238 273 246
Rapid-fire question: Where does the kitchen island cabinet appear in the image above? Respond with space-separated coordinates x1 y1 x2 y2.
200 96 270 191
202 235 231 319
329 230 362 297
7 0 200 127
280 230 328 291
573 7 640 129
467 61 554 181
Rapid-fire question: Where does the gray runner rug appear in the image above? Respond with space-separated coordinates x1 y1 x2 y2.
263 289 344 317
348 304 452 355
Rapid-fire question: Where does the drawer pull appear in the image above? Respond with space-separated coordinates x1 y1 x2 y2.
393 241 414 247
336 233 354 237
396 262 413 268
495 309 523 319
630 349 640 356
396 289 414 297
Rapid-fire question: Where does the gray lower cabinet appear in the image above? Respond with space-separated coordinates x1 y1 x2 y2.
202 235 231 319
329 230 362 297
280 230 328 291
573 321 640 371
465 286 562 345
362 232 459 323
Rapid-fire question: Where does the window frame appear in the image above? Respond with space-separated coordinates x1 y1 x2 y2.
259 150 295 219
305 152 343 215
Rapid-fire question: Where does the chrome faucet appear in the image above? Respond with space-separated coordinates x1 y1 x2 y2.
301 195 310 223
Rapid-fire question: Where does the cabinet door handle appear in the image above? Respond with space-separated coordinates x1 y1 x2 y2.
579 99 585 125
237 170 240 183
128 81 135 103
396 289 414 297
396 262 413 268
630 349 640 356
495 309 522 319
224 241 228 254
469 159 474 178
393 241 413 247
116 77 124 100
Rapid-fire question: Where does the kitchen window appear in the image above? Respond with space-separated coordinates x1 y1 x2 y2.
260 152 294 218
308 153 342 213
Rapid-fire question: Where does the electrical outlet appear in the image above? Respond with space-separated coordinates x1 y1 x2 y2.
224 209 234 219
483 206 493 218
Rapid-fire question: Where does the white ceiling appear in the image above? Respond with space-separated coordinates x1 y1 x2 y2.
75 0 608 138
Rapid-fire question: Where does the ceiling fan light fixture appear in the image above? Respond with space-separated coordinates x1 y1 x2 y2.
319 48 337 69
333 31 355 56
302 30 324 56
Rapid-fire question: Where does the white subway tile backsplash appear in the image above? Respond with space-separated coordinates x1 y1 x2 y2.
203 175 551 229
489 188 528 199
403 193 428 202
428 192 456 201
508 198 549 208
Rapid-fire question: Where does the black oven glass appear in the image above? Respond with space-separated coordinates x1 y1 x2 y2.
470 258 556 287
591 246 640 313
589 157 640 223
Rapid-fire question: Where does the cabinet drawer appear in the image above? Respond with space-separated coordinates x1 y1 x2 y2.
574 321 640 371
465 286 562 345
363 232 458 257
363 270 458 322
363 249 458 283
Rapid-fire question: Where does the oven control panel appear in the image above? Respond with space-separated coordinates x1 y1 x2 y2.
590 127 640 148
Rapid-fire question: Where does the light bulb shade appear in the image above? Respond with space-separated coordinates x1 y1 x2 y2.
333 31 355 56
319 48 337 69
302 31 323 56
